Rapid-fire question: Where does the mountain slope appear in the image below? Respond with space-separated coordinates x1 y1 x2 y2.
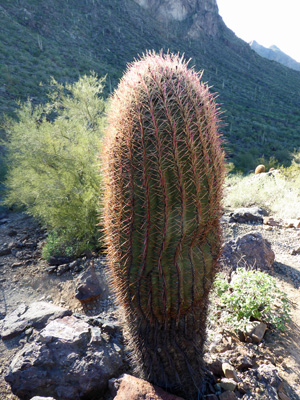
0 0 300 170
250 40 300 72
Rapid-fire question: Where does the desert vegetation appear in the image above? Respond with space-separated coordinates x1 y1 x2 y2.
3 73 106 258
225 158 300 218
1 0 300 175
210 268 291 333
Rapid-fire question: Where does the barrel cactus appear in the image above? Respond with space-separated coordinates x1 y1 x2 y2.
103 51 225 398
255 164 265 174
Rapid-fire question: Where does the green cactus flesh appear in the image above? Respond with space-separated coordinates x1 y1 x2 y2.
104 52 225 398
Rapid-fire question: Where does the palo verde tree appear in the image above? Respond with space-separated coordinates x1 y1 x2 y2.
3 73 106 258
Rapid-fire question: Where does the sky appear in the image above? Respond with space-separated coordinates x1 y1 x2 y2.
216 0 300 63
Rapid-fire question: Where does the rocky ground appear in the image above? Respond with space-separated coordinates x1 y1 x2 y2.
0 207 299 399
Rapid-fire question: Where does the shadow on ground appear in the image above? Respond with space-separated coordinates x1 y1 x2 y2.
273 261 300 289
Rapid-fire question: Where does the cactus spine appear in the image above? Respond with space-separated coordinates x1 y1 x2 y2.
103 52 225 398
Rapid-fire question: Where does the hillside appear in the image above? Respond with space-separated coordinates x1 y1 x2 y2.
250 40 300 72
1 0 300 170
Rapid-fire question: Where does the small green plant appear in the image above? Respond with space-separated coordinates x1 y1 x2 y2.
210 268 291 333
3 73 106 258
42 230 86 261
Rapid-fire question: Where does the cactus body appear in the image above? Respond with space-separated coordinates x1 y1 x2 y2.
255 164 265 174
103 52 225 398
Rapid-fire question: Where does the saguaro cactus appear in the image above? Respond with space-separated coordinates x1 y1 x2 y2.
103 51 225 398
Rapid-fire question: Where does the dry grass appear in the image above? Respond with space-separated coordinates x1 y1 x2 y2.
224 170 300 219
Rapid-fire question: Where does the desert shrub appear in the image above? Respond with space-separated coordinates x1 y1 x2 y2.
224 169 300 218
256 155 281 171
3 73 106 258
210 268 290 332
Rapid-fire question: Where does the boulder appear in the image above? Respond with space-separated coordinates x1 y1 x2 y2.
5 315 124 400
109 374 185 400
0 302 71 339
220 231 275 272
74 264 102 302
229 207 267 224
257 364 282 389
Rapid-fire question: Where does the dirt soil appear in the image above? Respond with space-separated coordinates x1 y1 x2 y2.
0 210 300 399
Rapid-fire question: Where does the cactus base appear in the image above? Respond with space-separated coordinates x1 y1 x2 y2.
125 301 210 399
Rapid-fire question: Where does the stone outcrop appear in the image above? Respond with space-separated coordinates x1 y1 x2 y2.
221 231 275 273
229 206 267 224
0 302 71 340
5 315 124 400
132 0 223 37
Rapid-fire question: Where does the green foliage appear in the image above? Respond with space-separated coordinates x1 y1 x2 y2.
256 155 282 171
3 74 105 257
211 268 291 332
41 230 77 261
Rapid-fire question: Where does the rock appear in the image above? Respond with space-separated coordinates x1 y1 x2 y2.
109 374 185 400
234 355 253 371
263 217 281 227
204 395 218 400
48 255 72 266
222 363 239 382
132 0 222 37
0 242 13 256
40 315 90 343
219 391 238 400
5 315 124 400
46 265 57 273
229 207 267 224
74 264 102 302
206 357 223 377
56 263 71 275
0 302 71 339
11 261 23 268
220 378 236 391
291 247 300 255
245 321 267 343
282 219 300 229
30 397 57 400
220 231 275 273
241 366 280 399
257 364 281 389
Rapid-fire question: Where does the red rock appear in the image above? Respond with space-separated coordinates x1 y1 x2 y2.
263 217 280 227
109 374 185 400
